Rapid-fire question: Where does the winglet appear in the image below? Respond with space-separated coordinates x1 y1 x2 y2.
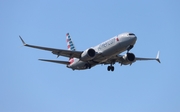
19 36 26 45
156 51 161 63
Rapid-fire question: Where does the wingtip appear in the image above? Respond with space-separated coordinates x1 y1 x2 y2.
19 36 26 45
156 51 161 63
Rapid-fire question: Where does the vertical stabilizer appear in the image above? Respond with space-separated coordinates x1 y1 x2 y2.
66 33 76 51
66 33 76 64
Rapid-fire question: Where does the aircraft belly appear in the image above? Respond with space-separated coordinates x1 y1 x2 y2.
68 61 89 70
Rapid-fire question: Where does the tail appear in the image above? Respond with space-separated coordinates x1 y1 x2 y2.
66 33 76 51
66 33 76 64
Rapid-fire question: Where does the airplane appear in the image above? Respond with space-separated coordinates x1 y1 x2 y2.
19 32 160 71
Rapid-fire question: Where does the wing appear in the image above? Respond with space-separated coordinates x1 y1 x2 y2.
19 36 82 58
39 59 69 65
135 51 161 63
101 51 161 65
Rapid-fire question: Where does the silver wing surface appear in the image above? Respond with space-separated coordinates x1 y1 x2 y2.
39 59 69 65
19 36 82 58
101 51 160 65
135 51 160 63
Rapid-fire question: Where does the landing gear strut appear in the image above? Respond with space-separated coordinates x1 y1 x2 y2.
127 45 133 52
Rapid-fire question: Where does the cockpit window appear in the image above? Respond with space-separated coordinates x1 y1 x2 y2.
129 33 135 36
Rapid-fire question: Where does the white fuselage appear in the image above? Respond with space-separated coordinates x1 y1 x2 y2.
67 32 137 70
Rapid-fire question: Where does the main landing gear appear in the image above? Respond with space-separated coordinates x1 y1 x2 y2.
107 66 114 71
85 63 91 69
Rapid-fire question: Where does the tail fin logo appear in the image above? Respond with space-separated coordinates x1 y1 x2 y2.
66 33 76 51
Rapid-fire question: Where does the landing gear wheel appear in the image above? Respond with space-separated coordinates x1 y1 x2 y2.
85 64 91 69
107 66 115 71
111 66 114 71
107 66 111 71
88 65 92 69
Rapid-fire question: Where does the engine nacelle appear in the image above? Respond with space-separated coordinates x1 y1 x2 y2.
81 48 96 61
122 53 136 65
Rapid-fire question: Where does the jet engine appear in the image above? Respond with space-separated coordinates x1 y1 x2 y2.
122 53 136 65
81 48 96 61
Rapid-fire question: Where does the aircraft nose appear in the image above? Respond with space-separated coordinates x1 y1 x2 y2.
130 34 137 43
128 33 137 39
133 36 137 43
134 35 137 40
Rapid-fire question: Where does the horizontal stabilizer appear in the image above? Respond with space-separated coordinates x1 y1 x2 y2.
39 59 69 65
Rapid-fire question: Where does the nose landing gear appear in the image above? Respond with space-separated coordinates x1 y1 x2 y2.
127 45 133 52
107 66 114 71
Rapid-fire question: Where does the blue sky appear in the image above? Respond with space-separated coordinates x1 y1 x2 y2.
0 0 180 112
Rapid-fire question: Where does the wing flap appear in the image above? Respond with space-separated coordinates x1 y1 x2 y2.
39 59 69 65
